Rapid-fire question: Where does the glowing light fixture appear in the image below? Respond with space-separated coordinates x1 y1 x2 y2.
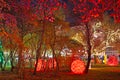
35 59 57 71
71 60 85 74
48 58 56 69
35 59 46 71
107 55 118 66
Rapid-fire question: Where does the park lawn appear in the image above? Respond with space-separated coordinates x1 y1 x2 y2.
0 64 120 80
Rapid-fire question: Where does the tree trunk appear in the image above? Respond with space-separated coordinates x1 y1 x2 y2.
10 50 14 72
33 20 45 75
33 2 47 74
51 45 59 71
3 54 9 71
18 47 25 80
33 31 44 75
84 23 92 74
53 25 59 72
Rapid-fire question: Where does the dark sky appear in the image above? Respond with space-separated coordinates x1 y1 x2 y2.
61 0 77 25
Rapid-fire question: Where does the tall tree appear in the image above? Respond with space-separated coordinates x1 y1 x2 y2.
68 0 120 73
28 0 64 75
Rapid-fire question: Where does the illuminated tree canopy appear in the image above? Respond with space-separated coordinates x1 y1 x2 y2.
0 0 120 78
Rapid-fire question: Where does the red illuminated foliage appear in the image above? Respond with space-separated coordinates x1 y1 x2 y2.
71 0 103 23
3 13 17 27
111 0 120 23
6 0 62 25
70 0 120 23
71 60 85 74
35 0 62 22
71 0 115 22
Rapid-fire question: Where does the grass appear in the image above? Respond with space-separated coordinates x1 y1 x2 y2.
0 64 120 80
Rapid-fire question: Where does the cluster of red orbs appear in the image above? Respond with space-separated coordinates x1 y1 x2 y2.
35 58 56 71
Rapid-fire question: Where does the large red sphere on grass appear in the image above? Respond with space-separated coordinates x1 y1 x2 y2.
71 59 85 74
107 55 118 66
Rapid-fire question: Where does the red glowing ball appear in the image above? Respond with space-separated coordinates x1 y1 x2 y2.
71 60 85 74
107 55 118 66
